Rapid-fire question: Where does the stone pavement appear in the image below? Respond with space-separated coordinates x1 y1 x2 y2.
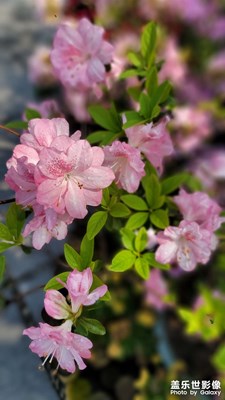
0 1 60 399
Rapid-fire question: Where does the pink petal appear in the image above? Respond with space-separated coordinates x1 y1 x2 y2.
84 284 107 305
44 290 70 319
65 180 87 218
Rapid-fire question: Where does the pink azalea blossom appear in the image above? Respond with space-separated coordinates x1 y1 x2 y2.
155 220 216 271
146 228 158 250
192 149 225 189
23 320 92 373
23 205 72 250
28 46 57 88
125 116 173 174
25 100 63 119
36 138 114 218
103 141 145 193
51 18 114 90
173 189 224 232
45 268 107 317
145 269 170 311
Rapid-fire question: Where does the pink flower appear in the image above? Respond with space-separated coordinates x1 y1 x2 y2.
155 220 215 271
192 149 225 188
146 228 158 250
145 269 169 311
36 138 114 218
23 320 92 373
23 206 72 250
103 141 145 193
45 268 107 318
51 18 114 90
125 117 173 174
28 46 56 88
25 100 63 119
174 189 224 232
158 37 187 87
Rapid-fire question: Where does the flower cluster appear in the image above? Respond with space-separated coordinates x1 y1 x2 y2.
5 118 114 249
24 268 107 373
156 190 224 271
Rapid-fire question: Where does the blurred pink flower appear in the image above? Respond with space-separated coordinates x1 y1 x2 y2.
25 100 63 119
36 137 114 218
145 269 169 311
159 37 187 87
146 228 158 250
23 320 92 373
174 189 224 232
51 18 114 90
28 46 57 87
125 116 173 174
171 106 211 152
155 220 215 271
103 141 145 193
192 149 225 188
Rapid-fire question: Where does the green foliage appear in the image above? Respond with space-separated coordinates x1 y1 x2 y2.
109 249 136 272
150 209 169 229
135 257 150 279
87 211 108 240
25 108 41 120
0 256 6 281
0 204 25 254
5 120 28 130
143 252 170 270
77 317 106 335
142 174 164 209
91 274 111 301
64 243 82 270
80 234 94 269
109 202 131 218
141 21 157 67
161 173 190 195
44 272 69 291
125 212 149 230
135 227 148 253
88 104 122 145
120 228 135 251
212 343 225 372
121 195 148 211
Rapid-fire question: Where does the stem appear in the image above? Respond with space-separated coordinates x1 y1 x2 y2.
0 124 20 137
0 198 15 205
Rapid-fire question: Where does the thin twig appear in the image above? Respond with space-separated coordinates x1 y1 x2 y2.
0 124 20 137
0 198 15 205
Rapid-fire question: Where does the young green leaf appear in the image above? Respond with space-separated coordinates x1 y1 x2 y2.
109 250 136 272
87 211 108 240
110 203 131 218
139 93 152 119
5 120 28 130
80 234 94 269
64 243 82 270
150 209 169 229
0 223 13 241
44 272 69 291
120 228 135 251
88 104 122 132
135 227 148 253
78 317 106 335
161 173 189 195
25 108 41 121
0 242 15 253
6 204 25 240
121 195 148 211
91 274 111 301
143 252 170 270
141 21 157 67
142 174 161 209
135 257 150 279
126 212 148 230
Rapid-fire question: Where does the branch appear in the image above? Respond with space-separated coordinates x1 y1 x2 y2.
0 124 20 137
0 198 15 205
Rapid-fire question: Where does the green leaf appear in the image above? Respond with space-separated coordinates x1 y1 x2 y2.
139 93 152 119
0 243 15 253
127 52 143 67
161 173 189 195
110 203 131 218
121 195 148 211
78 317 106 335
0 223 12 241
141 21 157 67
120 228 135 251
126 212 148 230
87 131 109 144
109 249 136 272
44 272 69 291
25 108 41 121
135 227 148 253
153 81 172 105
135 257 150 279
64 243 82 270
101 188 110 207
150 209 169 229
212 344 225 372
5 120 28 130
80 234 94 269
120 69 146 79
0 256 6 281
87 211 108 240
143 252 170 270
127 86 142 102
88 104 122 132
146 66 158 96
91 274 111 301
6 204 25 240
142 174 161 209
